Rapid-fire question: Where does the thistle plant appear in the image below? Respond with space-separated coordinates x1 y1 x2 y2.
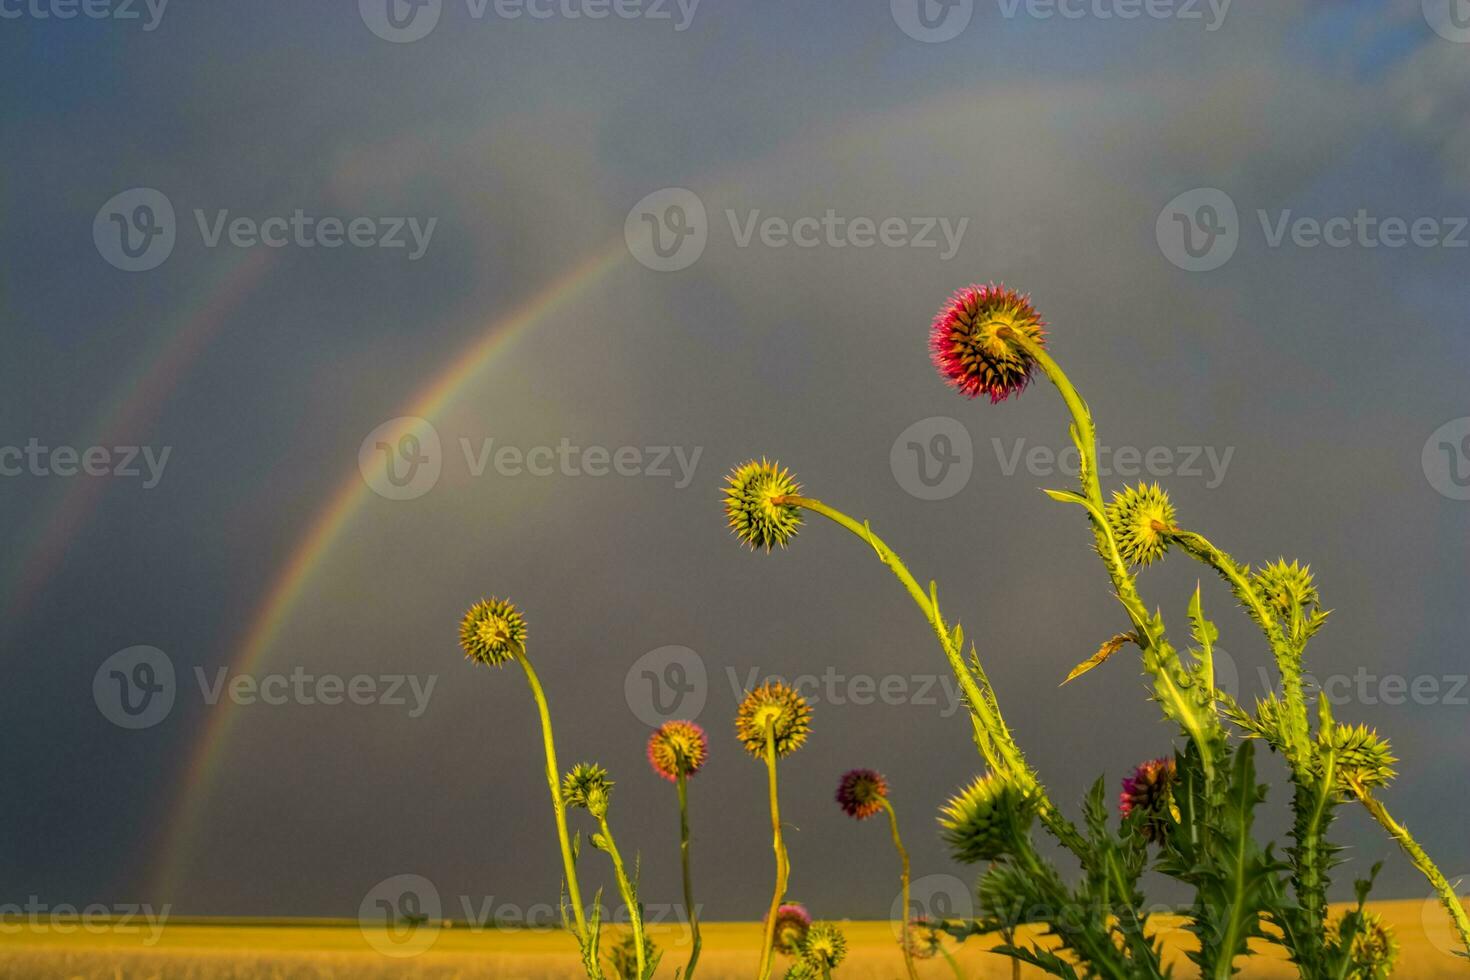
738 682 813 980
768 902 812 958
647 720 709 980
834 769 918 980
563 763 658 980
459 598 599 975
719 279 1470 976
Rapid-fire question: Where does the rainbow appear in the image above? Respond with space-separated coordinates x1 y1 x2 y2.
153 243 628 898
3 249 274 623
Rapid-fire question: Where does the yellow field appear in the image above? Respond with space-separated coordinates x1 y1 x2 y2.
3 902 1466 978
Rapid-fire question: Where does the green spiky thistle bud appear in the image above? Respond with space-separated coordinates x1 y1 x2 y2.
938 773 1033 863
1320 724 1397 797
781 964 818 980
1106 483 1176 568
736 682 813 758
1329 912 1399 980
797 922 848 972
562 762 614 819
1253 558 1329 640
605 929 657 980
459 597 528 668
724 458 803 552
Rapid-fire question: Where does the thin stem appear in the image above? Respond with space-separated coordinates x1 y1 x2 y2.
595 814 648 978
677 770 702 980
880 798 920 980
515 650 590 943
756 724 789 980
938 944 966 980
1355 783 1470 955
781 493 1086 859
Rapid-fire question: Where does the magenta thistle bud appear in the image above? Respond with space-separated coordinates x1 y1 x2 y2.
1119 757 1177 841
835 768 889 820
930 283 1047 403
765 902 812 956
647 720 709 782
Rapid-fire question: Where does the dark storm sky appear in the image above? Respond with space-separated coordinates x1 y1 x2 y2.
4 0 1470 937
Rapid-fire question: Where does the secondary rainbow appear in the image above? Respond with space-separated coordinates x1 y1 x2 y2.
154 244 627 898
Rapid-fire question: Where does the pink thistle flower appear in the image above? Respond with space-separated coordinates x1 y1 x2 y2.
834 768 889 820
1120 757 1177 841
646 720 709 782
930 283 1047 403
765 902 812 956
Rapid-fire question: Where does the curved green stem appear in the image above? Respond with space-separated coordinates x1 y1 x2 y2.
880 798 920 980
779 494 1085 858
515 650 590 943
756 725 789 980
1354 783 1470 956
596 814 648 979
677 771 701 980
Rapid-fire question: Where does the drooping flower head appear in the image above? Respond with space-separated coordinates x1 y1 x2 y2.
1120 757 1177 841
766 903 811 955
647 720 709 782
798 922 848 971
724 458 803 552
904 921 948 961
1319 724 1396 797
930 283 1047 403
835 768 889 820
562 762 614 819
1106 483 1177 568
938 773 1033 863
736 682 813 758
1329 913 1399 980
459 597 528 667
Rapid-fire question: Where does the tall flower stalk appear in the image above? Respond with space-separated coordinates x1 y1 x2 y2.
648 720 709 980
834 768 919 980
724 460 1084 858
564 763 654 979
458 599 593 960
737 682 812 980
